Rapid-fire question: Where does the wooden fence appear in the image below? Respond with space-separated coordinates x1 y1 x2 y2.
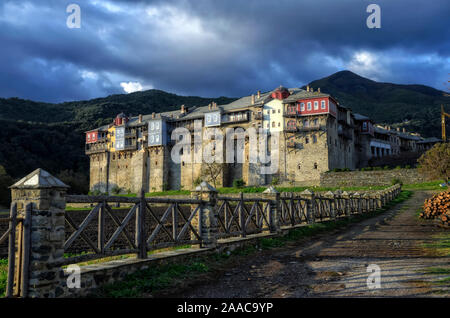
4 178 402 297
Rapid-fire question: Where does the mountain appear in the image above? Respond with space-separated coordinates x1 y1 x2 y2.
0 71 448 197
0 91 236 198
305 70 449 138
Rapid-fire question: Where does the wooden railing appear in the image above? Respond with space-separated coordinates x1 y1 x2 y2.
63 194 204 265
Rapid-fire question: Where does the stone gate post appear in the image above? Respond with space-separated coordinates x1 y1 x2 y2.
10 169 69 298
191 181 218 249
262 186 280 233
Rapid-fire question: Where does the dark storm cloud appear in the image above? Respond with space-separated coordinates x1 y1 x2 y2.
0 0 448 102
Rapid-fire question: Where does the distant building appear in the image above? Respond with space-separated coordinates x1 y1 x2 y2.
85 86 441 193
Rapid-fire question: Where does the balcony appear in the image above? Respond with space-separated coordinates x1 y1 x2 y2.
284 109 299 117
223 112 249 124
85 143 107 154
285 125 297 132
254 112 263 120
297 125 326 132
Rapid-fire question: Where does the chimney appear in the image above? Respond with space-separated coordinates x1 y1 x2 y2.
208 103 212 110
257 90 261 99
138 114 143 123
251 94 255 105
403 128 406 133
318 87 321 93
181 104 185 114
397 127 400 132
306 85 310 92
152 112 155 119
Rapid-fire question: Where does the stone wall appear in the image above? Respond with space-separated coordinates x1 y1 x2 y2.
320 168 427 187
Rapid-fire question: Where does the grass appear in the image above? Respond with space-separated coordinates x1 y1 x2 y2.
0 259 7 298
422 232 450 257
98 190 412 298
99 261 209 297
403 180 446 191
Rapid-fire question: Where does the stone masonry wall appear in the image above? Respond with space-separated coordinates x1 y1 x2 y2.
320 168 427 187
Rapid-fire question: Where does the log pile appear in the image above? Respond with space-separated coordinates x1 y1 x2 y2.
420 190 450 226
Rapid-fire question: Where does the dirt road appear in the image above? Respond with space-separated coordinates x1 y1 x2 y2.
173 191 450 298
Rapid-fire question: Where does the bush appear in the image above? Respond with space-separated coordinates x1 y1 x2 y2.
383 166 390 170
405 165 411 169
111 186 123 195
233 179 245 188
193 177 202 187
394 165 402 170
391 178 403 186
333 168 342 172
271 177 279 185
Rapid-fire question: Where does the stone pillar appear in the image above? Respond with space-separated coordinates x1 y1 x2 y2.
376 192 383 209
10 169 69 298
191 181 218 249
353 192 362 214
301 190 315 224
334 190 342 217
262 186 280 233
362 193 370 213
342 191 351 217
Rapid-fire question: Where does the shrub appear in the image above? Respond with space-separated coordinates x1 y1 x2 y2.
271 177 279 185
391 178 403 186
233 179 245 188
111 186 122 195
193 177 202 187
394 165 402 170
405 165 411 169
383 166 390 170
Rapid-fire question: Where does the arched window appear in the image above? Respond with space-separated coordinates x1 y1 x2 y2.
314 163 318 169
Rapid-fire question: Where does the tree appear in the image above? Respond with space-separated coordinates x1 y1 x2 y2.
200 163 224 188
418 143 450 183
0 165 14 207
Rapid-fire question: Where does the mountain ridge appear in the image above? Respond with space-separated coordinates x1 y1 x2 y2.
0 70 448 186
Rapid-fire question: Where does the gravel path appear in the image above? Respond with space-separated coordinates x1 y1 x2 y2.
173 191 450 298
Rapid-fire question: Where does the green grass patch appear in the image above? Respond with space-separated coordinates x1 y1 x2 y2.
99 260 209 297
0 258 8 298
403 180 445 191
422 233 450 256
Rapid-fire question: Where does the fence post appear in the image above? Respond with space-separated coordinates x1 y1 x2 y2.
301 190 315 224
353 192 362 214
342 191 351 217
263 186 280 233
376 192 383 209
323 191 335 220
136 189 147 259
192 182 218 249
10 168 69 298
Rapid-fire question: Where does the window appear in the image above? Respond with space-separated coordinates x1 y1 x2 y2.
304 120 309 127
312 135 317 143
272 109 275 114
272 122 275 128
313 119 318 126
278 109 281 113
305 137 309 144
314 101 319 110
300 103 305 111
314 163 318 169
278 122 281 127
307 102 312 110
321 100 326 109
362 122 367 130
297 164 301 170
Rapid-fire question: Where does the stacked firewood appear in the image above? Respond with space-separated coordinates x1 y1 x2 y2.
420 190 450 226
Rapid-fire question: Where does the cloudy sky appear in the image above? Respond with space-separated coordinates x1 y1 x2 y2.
0 0 449 103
